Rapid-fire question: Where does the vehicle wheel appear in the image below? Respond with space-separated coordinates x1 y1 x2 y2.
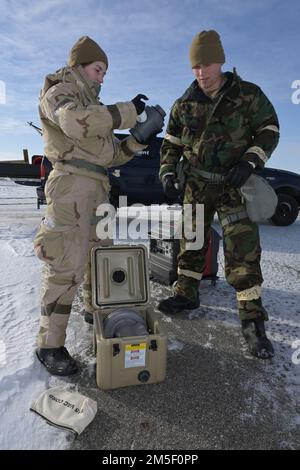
36 186 45 200
109 185 120 209
270 193 299 226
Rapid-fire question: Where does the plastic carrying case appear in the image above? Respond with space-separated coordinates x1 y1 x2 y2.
149 227 221 286
91 244 167 390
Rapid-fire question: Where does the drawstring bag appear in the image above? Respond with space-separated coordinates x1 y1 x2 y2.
30 386 97 436
240 174 278 222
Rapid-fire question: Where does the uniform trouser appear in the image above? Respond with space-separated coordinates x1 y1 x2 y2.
34 169 112 348
174 177 268 321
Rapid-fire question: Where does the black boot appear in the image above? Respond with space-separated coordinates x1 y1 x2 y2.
158 293 200 314
84 311 93 325
241 319 274 359
36 346 79 376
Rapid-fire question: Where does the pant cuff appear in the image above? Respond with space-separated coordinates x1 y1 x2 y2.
238 298 269 321
173 275 200 300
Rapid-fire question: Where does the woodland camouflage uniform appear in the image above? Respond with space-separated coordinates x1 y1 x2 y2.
160 68 279 320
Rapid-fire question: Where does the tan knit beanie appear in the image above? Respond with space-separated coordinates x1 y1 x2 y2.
189 30 225 67
68 36 108 68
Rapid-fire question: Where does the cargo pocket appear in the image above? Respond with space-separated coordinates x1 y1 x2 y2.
44 172 75 201
34 221 77 268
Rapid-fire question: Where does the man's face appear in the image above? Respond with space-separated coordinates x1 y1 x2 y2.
83 61 107 85
192 63 223 91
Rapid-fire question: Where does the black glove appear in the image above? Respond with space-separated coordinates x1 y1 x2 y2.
162 174 180 200
131 94 149 115
224 161 254 188
135 128 163 145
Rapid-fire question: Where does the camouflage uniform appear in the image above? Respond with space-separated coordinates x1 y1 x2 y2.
34 65 146 348
160 70 279 320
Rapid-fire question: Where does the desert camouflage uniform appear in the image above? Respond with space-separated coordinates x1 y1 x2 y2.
160 69 279 320
34 65 146 348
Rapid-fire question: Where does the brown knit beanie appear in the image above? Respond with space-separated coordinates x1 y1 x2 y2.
68 36 108 69
189 30 225 67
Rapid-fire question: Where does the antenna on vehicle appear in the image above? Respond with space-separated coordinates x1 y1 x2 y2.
27 121 43 136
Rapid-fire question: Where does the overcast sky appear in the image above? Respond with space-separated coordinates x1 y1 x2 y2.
0 0 299 173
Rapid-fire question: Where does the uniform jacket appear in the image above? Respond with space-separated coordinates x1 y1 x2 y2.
39 65 146 182
160 69 280 180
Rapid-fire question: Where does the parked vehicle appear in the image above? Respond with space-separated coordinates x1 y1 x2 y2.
108 136 300 227
1 135 299 225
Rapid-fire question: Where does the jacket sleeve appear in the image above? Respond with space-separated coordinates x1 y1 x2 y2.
40 82 137 140
159 100 184 181
107 135 147 168
241 87 280 168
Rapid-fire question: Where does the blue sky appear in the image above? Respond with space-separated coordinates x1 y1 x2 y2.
0 0 299 173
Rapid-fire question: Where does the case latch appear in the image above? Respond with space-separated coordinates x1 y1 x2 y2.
150 340 158 351
112 343 120 356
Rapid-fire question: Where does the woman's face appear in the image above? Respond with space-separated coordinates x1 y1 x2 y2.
83 61 107 85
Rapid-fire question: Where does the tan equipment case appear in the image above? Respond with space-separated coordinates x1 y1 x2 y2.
91 244 167 390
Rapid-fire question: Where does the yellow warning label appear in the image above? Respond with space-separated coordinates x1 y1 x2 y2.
125 343 146 352
125 343 146 368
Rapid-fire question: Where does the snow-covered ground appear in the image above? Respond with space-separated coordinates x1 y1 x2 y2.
0 178 299 450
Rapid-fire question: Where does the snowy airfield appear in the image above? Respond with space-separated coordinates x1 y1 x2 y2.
0 178 299 450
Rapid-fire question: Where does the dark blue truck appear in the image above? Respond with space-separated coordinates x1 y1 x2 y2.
1 135 300 226
108 135 300 227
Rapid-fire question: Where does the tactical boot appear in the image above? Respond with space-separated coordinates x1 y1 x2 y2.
241 319 274 359
84 311 94 325
36 346 79 376
158 293 200 315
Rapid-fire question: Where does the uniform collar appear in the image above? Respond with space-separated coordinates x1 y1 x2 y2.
71 65 100 103
40 65 100 105
181 68 241 103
